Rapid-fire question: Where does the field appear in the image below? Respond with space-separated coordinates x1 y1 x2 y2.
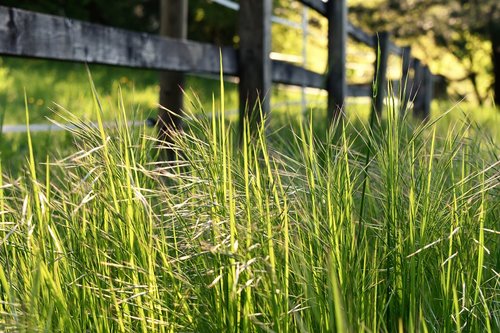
0 58 499 332
0 57 330 172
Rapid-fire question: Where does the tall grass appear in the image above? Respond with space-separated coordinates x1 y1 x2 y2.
0 79 498 332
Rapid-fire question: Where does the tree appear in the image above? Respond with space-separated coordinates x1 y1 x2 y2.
350 0 500 107
2 0 160 33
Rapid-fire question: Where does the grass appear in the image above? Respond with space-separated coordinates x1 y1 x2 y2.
0 56 329 126
0 56 330 174
0 66 498 332
0 56 239 125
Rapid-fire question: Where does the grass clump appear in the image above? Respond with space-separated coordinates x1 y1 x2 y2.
0 82 498 332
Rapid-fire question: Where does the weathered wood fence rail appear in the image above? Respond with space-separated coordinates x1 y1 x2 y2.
0 0 434 133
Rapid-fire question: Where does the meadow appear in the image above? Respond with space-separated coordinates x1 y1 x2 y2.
0 57 499 332
0 56 328 172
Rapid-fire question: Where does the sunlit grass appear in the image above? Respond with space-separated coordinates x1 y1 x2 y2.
0 74 498 332
0 57 328 127
0 56 243 126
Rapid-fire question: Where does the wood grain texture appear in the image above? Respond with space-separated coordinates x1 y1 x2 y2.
328 0 348 120
0 6 329 91
238 0 272 123
0 6 238 74
158 0 188 150
0 5 434 119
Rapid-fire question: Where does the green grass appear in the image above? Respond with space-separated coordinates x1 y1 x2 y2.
0 56 329 126
0 69 498 332
0 56 239 125
0 56 330 174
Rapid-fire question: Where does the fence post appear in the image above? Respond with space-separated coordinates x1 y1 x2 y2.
301 6 309 116
238 0 272 132
373 31 390 116
401 46 412 116
413 60 430 120
422 66 433 119
158 0 187 154
327 0 347 121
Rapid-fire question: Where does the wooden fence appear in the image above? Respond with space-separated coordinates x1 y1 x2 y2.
0 0 434 133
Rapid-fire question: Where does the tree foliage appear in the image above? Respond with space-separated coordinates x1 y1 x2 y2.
350 0 500 105
2 0 160 32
